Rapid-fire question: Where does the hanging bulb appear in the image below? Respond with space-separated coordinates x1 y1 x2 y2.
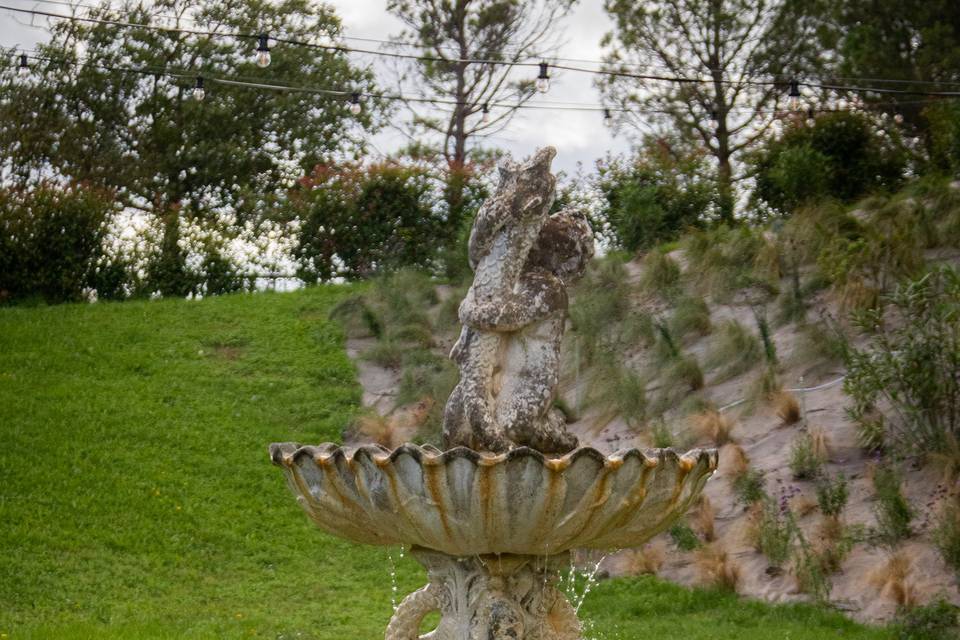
708 109 719 130
603 108 613 126
806 106 816 126
17 53 29 77
255 34 271 68
535 62 550 93
837 98 848 111
788 79 801 110
193 76 205 101
481 103 490 124
349 92 362 115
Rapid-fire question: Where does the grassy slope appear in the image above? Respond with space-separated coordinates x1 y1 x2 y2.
0 289 893 639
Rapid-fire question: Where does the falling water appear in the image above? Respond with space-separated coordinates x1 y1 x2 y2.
573 554 608 614
388 547 400 612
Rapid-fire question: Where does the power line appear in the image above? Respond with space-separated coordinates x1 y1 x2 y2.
7 2 960 98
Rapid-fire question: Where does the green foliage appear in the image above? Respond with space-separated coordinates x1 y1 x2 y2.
706 320 762 382
843 267 960 456
682 225 773 302
588 361 648 428
792 524 831 603
669 522 702 551
933 498 960 578
752 307 778 364
733 469 767 506
924 101 960 175
294 163 453 281
758 499 793 569
569 256 652 365
0 0 380 219
789 432 824 480
639 248 682 299
871 466 914 548
593 140 716 251
650 418 675 448
670 295 712 341
751 111 909 215
0 184 114 304
816 473 850 518
894 599 960 640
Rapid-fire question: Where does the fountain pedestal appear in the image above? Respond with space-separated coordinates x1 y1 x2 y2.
387 548 579 640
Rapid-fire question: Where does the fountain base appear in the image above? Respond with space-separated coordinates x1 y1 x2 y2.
386 547 582 640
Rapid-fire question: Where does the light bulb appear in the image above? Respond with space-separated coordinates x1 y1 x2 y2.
193 76 205 101
788 79 801 110
536 62 550 93
603 108 612 126
256 34 271 68
481 103 490 123
349 92 362 115
17 53 29 77
894 113 904 124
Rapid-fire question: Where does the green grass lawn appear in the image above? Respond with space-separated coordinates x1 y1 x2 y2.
0 288 895 639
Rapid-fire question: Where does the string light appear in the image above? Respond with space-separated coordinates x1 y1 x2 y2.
481 102 490 123
349 91 361 115
789 79 801 110
603 108 612 125
708 109 719 129
18 53 29 76
806 106 816 126
255 34 271 68
193 76 205 101
536 62 550 93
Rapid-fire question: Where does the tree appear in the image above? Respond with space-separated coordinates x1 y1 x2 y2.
598 0 825 221
594 136 717 251
386 0 575 213
0 0 383 220
825 1 960 132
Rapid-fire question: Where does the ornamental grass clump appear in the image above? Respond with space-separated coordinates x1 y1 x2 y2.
706 319 763 382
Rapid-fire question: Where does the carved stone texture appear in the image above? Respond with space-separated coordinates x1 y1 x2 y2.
385 547 581 640
442 146 594 455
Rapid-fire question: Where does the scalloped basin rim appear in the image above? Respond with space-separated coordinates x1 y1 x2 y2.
269 441 717 471
269 441 718 556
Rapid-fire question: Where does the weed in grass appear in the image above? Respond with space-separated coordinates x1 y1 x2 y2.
871 465 914 548
691 409 735 446
733 468 768 506
774 391 801 424
789 431 824 480
669 295 712 341
669 522 702 551
706 319 762 382
624 541 667 576
694 543 741 592
639 249 682 300
894 598 960 640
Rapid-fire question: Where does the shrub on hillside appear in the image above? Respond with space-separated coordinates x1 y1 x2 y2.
923 101 960 176
843 267 960 457
0 184 115 303
292 162 453 281
750 111 908 215
593 137 717 252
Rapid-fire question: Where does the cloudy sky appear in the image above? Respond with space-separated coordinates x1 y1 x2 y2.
1 0 634 172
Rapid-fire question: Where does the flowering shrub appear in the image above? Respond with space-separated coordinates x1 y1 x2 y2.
0 184 115 303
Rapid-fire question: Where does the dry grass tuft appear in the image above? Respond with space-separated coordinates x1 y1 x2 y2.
741 501 764 552
354 411 397 448
720 443 749 478
623 541 667 576
694 543 741 592
791 494 819 518
869 551 918 607
810 425 830 461
774 391 801 424
691 495 716 542
691 409 736 446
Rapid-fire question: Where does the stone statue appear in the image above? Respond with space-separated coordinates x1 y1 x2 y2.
442 146 594 454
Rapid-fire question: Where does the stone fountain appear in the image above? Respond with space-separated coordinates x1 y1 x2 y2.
270 147 717 639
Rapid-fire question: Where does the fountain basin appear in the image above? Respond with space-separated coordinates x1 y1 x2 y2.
270 442 717 556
